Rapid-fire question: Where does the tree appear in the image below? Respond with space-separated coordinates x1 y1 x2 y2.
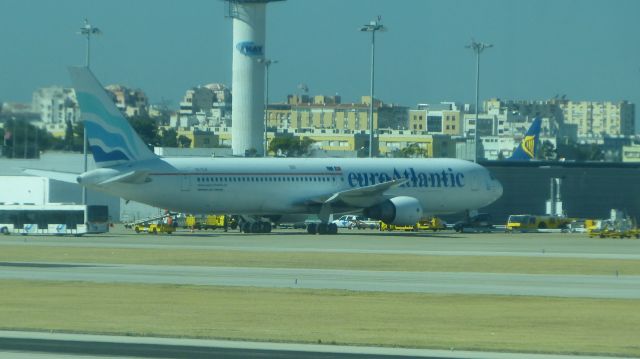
268 136 314 157
128 114 159 148
72 121 85 152
177 135 192 148
63 120 75 151
0 118 55 158
391 143 429 158
537 140 556 160
556 140 605 162
159 128 178 147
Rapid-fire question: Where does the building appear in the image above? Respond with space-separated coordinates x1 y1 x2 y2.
178 84 232 127
105 85 149 118
485 97 635 140
622 144 640 162
31 87 81 137
273 130 370 156
409 102 464 136
378 131 456 158
175 128 220 148
267 95 409 133
558 100 635 138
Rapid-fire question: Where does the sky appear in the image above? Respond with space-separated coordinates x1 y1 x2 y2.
1 0 639 127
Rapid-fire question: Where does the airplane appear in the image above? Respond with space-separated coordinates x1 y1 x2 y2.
507 118 541 161
28 67 503 234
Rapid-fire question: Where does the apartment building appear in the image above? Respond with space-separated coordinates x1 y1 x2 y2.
104 85 149 118
31 87 81 138
559 100 634 138
267 95 408 132
178 84 231 127
409 102 463 136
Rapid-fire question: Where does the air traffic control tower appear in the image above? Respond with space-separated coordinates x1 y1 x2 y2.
225 0 284 156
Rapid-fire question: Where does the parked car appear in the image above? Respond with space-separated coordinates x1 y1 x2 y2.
453 213 493 233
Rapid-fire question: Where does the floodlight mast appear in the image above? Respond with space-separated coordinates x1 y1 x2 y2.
360 17 386 158
77 18 101 205
257 58 278 156
78 19 101 69
465 40 492 163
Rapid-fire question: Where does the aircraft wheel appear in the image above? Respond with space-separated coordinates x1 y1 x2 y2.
317 223 328 235
307 223 317 234
260 222 271 233
327 223 338 235
250 222 261 233
242 222 252 233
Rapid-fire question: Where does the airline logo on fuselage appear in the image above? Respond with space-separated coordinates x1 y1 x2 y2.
347 167 465 188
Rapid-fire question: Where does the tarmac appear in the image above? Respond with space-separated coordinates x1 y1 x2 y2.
1 262 638 299
0 330 628 359
1 227 639 358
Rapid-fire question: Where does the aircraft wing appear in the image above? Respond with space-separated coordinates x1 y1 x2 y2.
23 169 79 184
308 178 408 209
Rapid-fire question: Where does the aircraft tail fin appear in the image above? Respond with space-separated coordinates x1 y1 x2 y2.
508 118 541 161
68 67 158 168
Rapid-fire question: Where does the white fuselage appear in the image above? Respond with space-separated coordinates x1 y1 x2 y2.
82 157 502 216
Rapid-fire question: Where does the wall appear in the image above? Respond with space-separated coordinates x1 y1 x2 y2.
481 161 640 224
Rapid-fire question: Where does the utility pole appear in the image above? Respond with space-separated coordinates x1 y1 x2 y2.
465 40 492 162
360 17 386 158
78 18 101 205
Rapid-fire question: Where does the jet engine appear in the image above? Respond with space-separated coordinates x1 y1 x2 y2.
363 196 423 226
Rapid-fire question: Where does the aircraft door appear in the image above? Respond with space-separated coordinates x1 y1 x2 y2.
180 175 191 192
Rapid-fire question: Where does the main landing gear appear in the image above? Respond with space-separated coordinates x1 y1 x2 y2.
306 222 338 235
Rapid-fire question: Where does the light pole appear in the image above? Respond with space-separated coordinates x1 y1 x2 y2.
78 19 101 204
258 58 277 156
79 19 101 69
465 40 492 162
360 17 386 158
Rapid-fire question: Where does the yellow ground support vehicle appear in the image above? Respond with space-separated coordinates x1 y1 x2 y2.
185 214 234 231
587 220 639 239
379 222 417 231
380 217 445 232
415 217 446 231
506 214 571 232
134 223 175 234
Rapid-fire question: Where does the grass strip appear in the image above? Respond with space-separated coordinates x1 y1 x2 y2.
0 245 638 275
0 280 638 356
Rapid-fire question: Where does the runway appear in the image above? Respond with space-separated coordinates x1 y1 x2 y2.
0 331 620 359
1 261 638 299
1 229 639 260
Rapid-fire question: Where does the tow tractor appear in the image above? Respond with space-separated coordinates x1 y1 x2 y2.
379 217 445 232
125 212 176 234
134 223 175 234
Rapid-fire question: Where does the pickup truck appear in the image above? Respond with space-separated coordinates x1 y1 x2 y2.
331 215 379 229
